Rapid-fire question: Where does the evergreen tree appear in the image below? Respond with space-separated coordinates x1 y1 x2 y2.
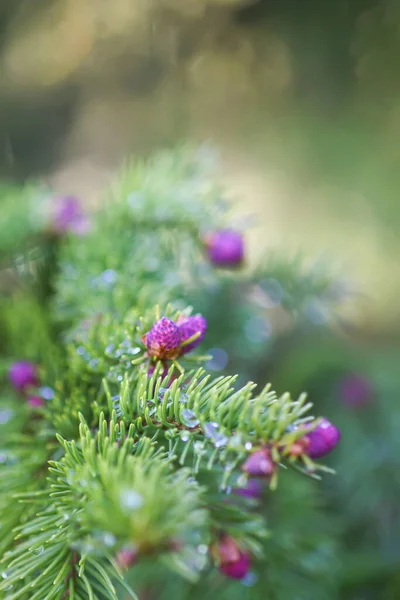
0 146 341 600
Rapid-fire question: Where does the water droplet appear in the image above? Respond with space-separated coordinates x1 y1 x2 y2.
214 433 229 448
101 269 117 285
77 346 86 356
197 544 208 555
103 533 116 547
203 422 219 439
180 431 190 442
89 359 100 369
112 395 120 413
206 348 228 371
32 546 44 555
0 409 14 424
193 441 206 455
203 422 229 448
105 344 115 355
38 386 55 400
236 473 248 487
147 401 157 417
120 490 144 511
129 346 141 355
241 572 258 587
0 451 8 464
244 442 253 451
181 409 200 428
224 460 236 472
179 393 189 404
229 434 243 448
158 388 168 401
117 375 123 382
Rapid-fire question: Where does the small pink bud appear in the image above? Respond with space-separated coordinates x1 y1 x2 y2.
9 361 38 392
338 373 372 408
242 449 275 477
213 535 250 580
234 479 263 499
303 418 341 459
204 229 244 267
51 195 91 236
116 547 137 569
27 395 45 408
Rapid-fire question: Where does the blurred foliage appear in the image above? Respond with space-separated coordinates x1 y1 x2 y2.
1 0 400 328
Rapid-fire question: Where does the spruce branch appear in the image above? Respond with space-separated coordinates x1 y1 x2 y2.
0 146 342 599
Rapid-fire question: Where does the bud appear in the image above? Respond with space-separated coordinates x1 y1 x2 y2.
116 547 137 569
50 195 91 236
177 314 207 354
204 229 244 267
8 361 38 392
142 317 181 360
338 373 372 408
242 449 275 477
27 395 45 408
304 418 341 459
212 534 250 580
234 479 263 499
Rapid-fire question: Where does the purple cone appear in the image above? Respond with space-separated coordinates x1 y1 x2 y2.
216 535 250 580
338 374 372 408
116 547 137 569
27 395 45 408
242 449 275 477
143 317 181 360
304 418 341 459
234 479 263 499
51 195 90 236
205 229 244 267
9 361 38 392
177 314 207 354
220 553 250 580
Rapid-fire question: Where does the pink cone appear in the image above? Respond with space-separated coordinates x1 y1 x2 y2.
242 449 275 477
27 395 45 408
9 361 38 392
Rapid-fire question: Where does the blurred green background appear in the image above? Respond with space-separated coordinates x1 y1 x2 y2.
1 0 399 329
